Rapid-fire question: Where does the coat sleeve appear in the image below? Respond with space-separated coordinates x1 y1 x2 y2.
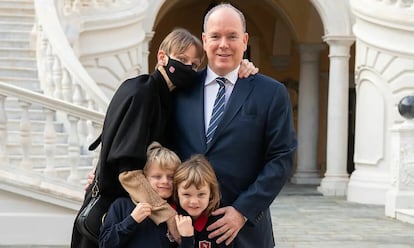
99 198 138 247
102 78 154 173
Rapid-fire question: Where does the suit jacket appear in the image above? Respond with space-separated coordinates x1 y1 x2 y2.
172 69 297 248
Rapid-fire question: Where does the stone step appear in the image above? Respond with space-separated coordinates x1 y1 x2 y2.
7 142 70 156
0 65 37 78
8 154 94 168
7 119 64 132
0 76 41 91
0 30 32 40
0 39 30 49
0 57 36 67
0 0 34 9
0 213 77 246
0 47 35 58
0 6 34 16
7 130 68 143
396 209 414 225
0 13 34 23
0 20 33 30
4 96 45 110
5 107 48 121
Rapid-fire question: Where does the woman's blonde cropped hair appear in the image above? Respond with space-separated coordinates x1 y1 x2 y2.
143 141 181 173
173 154 220 215
156 28 204 68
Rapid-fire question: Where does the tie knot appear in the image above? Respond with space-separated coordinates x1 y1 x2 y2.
216 77 226 88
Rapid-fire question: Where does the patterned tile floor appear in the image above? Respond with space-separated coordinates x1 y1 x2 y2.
271 184 414 248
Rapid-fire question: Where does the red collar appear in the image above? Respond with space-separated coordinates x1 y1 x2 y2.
193 212 208 232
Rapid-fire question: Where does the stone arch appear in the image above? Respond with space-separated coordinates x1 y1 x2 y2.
309 0 354 36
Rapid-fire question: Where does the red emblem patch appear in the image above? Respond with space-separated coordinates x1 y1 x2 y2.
199 240 211 248
169 66 175 73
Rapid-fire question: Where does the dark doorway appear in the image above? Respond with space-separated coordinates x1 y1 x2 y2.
347 89 356 174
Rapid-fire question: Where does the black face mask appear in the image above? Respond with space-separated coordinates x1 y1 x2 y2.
163 57 197 89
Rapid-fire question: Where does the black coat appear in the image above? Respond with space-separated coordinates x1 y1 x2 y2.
71 70 172 248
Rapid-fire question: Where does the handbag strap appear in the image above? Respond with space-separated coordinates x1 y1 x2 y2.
89 134 103 197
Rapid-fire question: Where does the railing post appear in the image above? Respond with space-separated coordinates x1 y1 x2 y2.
73 83 87 149
0 95 8 163
19 101 32 170
62 68 73 102
67 115 81 183
45 44 55 97
43 108 57 176
52 57 63 100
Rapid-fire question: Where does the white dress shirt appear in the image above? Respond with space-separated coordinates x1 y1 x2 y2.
204 66 240 132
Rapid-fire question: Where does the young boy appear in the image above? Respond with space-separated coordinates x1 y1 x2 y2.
99 142 181 248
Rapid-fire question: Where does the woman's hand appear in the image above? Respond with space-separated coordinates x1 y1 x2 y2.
238 59 259 78
84 169 95 191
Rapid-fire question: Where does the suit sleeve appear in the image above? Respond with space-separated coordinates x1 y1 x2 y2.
233 83 297 225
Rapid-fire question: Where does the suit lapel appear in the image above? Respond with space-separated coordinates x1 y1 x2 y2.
206 76 255 151
191 71 208 151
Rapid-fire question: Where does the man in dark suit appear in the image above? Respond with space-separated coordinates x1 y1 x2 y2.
172 3 297 248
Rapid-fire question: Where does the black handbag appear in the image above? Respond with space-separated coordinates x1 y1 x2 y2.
75 177 113 245
75 135 113 245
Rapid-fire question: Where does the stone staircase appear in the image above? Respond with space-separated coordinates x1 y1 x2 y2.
0 1 92 245
0 0 38 91
0 0 94 175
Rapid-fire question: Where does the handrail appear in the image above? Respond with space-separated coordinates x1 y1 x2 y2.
34 0 110 109
0 81 104 123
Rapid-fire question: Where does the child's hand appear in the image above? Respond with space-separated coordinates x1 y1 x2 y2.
175 215 194 237
131 202 152 223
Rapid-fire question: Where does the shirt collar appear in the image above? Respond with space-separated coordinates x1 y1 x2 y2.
193 212 209 232
205 65 240 86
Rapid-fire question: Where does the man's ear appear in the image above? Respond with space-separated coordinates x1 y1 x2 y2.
202 33 207 50
157 50 168 66
243 33 249 52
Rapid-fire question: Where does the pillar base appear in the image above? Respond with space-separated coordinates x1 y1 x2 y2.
385 189 414 218
347 168 389 205
317 176 349 196
291 171 321 185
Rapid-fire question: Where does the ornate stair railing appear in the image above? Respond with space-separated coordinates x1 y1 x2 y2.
34 0 110 112
0 81 104 187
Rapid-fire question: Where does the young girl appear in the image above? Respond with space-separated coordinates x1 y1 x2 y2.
99 142 181 248
173 155 232 248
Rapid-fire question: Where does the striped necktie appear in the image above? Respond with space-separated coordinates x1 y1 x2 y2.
206 77 226 144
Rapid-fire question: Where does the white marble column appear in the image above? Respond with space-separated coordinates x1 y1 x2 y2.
318 36 354 196
291 44 325 185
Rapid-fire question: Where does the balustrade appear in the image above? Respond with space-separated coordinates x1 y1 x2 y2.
380 0 414 8
0 82 104 187
63 0 135 15
0 95 7 163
